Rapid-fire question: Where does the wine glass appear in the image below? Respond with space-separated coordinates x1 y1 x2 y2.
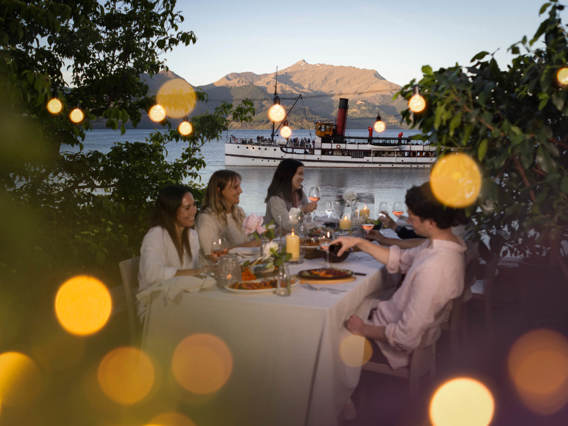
211 237 227 260
362 222 375 235
377 201 389 220
308 186 320 220
392 201 405 218
324 201 334 218
319 229 334 268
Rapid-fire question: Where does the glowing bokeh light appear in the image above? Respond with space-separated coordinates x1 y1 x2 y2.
280 125 292 139
97 346 155 405
148 104 167 122
339 335 373 367
557 67 568 87
429 377 495 426
267 103 286 122
157 79 197 119
373 120 386 133
408 93 427 113
46 97 63 114
54 275 112 336
147 411 197 426
430 152 482 208
508 329 568 415
178 120 193 136
69 107 84 124
0 352 42 407
171 334 233 394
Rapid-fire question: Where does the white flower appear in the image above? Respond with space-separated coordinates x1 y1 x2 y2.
261 241 279 258
343 190 357 203
288 207 301 225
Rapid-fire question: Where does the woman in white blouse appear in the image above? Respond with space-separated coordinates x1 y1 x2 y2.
138 184 211 291
264 159 317 233
197 170 257 257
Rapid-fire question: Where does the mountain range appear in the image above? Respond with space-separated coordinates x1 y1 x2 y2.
137 60 407 129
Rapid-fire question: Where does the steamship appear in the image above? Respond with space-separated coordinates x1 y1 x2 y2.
224 98 437 168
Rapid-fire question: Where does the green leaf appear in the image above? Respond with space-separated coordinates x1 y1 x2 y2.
449 112 462 136
421 65 433 75
470 51 489 62
551 92 565 111
539 3 551 15
478 139 488 161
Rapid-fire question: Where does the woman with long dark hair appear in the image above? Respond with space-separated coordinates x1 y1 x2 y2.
264 159 317 232
138 184 210 290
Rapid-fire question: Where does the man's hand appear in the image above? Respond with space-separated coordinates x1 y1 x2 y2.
378 211 397 230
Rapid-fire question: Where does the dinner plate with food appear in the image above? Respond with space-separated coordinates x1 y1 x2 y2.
225 277 298 294
298 268 353 280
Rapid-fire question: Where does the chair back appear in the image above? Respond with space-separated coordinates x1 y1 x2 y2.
118 256 140 340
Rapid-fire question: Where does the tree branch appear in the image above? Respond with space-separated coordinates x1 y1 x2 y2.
513 156 536 202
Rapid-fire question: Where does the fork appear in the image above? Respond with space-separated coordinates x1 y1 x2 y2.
303 284 346 294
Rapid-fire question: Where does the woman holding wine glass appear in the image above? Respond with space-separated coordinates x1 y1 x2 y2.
138 184 213 292
264 159 317 233
197 170 257 260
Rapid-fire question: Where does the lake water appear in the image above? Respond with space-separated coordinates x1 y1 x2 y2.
69 128 430 216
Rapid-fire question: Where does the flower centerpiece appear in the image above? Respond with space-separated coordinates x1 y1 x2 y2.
243 214 278 258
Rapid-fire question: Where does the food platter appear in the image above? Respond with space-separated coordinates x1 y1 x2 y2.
225 278 298 294
298 268 353 280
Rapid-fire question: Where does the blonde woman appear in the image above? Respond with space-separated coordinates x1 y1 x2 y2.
197 170 256 256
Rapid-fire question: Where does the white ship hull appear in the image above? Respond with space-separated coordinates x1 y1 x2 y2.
225 138 436 168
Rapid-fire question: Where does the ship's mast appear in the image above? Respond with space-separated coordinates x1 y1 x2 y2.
271 67 279 142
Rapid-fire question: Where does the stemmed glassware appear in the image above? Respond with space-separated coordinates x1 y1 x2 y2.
324 201 334 218
319 229 335 268
377 201 389 220
211 237 228 260
392 201 405 218
308 186 320 221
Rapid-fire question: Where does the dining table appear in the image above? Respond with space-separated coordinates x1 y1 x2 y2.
141 248 389 426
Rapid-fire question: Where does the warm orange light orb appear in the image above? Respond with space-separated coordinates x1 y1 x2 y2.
171 334 233 395
178 120 193 136
97 346 155 405
408 93 427 113
339 335 373 367
54 275 112 336
373 120 386 133
0 352 42 407
148 104 167 122
46 97 63 115
508 329 568 415
430 152 482 208
429 377 495 426
280 125 292 139
69 107 84 123
268 104 286 122
157 79 197 119
557 67 568 87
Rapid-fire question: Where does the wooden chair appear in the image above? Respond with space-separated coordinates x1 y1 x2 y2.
362 335 438 396
118 256 140 342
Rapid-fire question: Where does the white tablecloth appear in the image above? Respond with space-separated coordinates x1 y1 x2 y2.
142 251 386 426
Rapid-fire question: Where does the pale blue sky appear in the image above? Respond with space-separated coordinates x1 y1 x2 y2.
167 1 563 87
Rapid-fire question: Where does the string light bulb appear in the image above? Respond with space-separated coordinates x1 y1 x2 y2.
178 120 193 136
373 113 386 133
148 104 166 122
408 86 427 114
46 97 63 115
69 108 84 124
268 103 286 122
557 66 568 87
280 123 292 139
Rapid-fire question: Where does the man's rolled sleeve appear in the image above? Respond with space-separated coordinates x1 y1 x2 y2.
386 245 401 274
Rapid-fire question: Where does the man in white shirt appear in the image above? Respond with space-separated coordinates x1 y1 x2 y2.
332 181 467 369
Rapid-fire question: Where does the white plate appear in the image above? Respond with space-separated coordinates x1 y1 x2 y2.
225 279 298 294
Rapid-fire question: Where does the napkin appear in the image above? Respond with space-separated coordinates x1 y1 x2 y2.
136 275 216 321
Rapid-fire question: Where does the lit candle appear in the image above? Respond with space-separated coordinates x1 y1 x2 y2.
285 229 300 261
339 215 352 230
360 204 370 220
